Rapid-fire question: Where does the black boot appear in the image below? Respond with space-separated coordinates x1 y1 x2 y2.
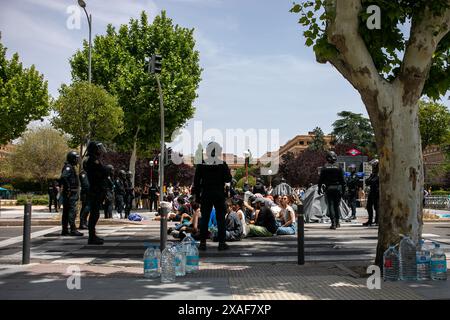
79 223 88 230
70 228 83 236
198 241 207 251
61 228 70 236
88 235 104 245
218 242 229 251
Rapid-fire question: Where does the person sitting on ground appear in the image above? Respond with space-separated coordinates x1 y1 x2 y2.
276 195 297 235
213 198 243 242
253 178 267 196
169 201 202 240
244 195 257 223
233 196 249 238
247 198 278 237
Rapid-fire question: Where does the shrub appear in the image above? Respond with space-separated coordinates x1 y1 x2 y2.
431 190 450 196
16 194 49 206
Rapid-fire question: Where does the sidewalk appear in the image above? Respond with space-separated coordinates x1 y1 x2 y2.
0 217 449 300
1 261 449 300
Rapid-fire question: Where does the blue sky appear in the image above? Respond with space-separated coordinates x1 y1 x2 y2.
1 0 449 157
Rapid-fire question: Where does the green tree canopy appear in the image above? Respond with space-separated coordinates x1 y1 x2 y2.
69 11 202 156
8 127 70 189
52 81 124 149
418 100 450 151
308 127 326 151
331 111 376 154
0 36 50 144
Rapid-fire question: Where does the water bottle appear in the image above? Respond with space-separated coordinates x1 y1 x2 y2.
161 245 176 283
416 240 431 281
182 233 199 273
383 245 399 281
431 243 447 280
143 245 160 278
399 235 417 281
173 243 186 277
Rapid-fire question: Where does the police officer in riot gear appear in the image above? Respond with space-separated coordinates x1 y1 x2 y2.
193 142 232 251
124 171 134 218
83 141 108 245
149 183 159 212
48 180 59 213
318 151 346 230
103 165 115 219
346 164 359 220
114 170 126 218
60 151 83 236
79 169 90 229
364 159 380 226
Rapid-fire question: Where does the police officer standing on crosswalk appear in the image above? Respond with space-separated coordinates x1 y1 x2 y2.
60 151 83 236
193 142 232 251
318 151 346 230
83 141 108 245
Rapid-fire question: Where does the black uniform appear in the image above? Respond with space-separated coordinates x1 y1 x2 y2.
60 162 79 233
365 172 380 225
83 156 108 241
193 160 232 245
79 170 90 229
48 181 58 213
149 184 159 211
114 177 126 218
346 172 359 219
103 175 114 219
318 164 346 228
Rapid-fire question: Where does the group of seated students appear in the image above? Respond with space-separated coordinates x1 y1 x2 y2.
167 192 300 242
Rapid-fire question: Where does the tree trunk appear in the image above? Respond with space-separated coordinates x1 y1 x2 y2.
128 127 140 189
370 92 424 267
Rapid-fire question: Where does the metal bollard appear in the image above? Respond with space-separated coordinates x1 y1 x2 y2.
297 204 305 265
22 202 32 265
159 201 172 251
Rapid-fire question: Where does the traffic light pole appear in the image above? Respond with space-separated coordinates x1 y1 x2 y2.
156 74 167 251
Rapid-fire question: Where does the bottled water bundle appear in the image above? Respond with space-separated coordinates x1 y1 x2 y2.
383 245 399 281
182 233 199 273
416 240 431 281
431 243 447 281
399 235 417 281
143 245 160 279
173 243 186 277
161 245 176 283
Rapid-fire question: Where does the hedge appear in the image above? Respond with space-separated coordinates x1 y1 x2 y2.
16 195 49 206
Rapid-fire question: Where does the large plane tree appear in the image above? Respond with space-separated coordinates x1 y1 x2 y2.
291 0 450 265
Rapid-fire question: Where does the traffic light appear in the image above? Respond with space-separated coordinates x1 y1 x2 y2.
150 54 162 74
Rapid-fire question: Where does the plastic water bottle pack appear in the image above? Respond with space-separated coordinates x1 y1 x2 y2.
143 245 160 279
383 245 399 281
182 233 199 273
416 240 431 281
431 243 447 280
161 244 176 283
173 243 186 277
399 235 417 281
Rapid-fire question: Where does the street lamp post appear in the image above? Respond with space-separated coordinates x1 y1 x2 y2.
268 169 273 188
243 150 250 183
78 0 92 83
149 160 154 185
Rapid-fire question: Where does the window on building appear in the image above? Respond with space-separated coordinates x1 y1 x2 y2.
299 141 304 145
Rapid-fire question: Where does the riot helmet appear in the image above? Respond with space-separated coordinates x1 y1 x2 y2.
370 159 379 173
66 151 80 166
326 151 338 164
119 170 127 179
87 141 107 157
348 164 357 173
105 164 114 175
